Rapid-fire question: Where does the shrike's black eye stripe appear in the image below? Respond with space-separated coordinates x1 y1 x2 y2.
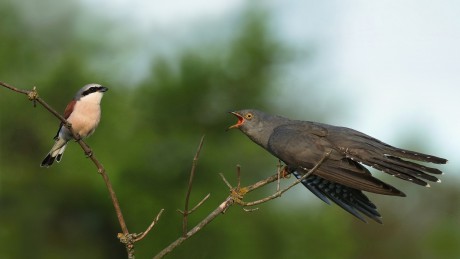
82 86 105 96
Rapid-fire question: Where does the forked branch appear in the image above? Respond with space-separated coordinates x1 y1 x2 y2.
229 151 331 207
153 151 330 258
179 135 210 236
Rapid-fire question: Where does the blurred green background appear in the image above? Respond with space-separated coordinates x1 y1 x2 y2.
1 1 459 258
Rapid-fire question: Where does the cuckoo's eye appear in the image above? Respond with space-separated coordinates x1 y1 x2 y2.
245 113 253 120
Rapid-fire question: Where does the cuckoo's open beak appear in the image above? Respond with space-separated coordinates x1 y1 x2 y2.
228 111 244 130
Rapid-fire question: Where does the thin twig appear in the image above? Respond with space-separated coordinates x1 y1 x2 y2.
153 197 234 259
177 193 211 215
0 81 30 94
182 135 206 236
276 160 282 192
243 207 259 212
219 173 233 189
188 193 211 214
134 209 165 242
236 165 241 190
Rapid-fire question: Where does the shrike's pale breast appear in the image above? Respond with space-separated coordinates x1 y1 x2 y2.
67 101 101 138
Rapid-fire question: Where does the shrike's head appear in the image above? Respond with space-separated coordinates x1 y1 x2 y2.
75 83 108 104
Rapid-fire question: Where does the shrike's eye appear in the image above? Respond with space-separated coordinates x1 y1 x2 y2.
245 113 253 120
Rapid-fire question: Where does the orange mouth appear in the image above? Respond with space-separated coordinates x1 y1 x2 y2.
228 111 244 129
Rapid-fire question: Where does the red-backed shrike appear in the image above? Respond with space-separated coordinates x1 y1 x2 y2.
41 84 108 167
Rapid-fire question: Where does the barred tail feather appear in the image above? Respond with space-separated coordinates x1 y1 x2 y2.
294 172 383 223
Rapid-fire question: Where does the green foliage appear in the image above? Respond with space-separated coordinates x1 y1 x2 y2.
0 1 458 259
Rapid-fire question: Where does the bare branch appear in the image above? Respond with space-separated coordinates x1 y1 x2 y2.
134 209 165 242
243 207 259 212
0 81 30 95
0 81 70 123
182 135 206 236
234 151 331 207
189 193 211 214
236 164 241 190
154 152 331 258
219 173 233 189
153 197 235 259
177 193 211 215
276 161 282 192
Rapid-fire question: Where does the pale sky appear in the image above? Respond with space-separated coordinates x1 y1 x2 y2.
82 0 459 173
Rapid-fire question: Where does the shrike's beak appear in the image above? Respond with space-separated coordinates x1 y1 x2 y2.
228 111 244 130
99 86 109 92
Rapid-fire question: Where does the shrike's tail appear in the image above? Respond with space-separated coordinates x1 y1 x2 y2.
40 138 68 167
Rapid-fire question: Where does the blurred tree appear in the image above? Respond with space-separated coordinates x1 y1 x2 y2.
0 0 458 259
